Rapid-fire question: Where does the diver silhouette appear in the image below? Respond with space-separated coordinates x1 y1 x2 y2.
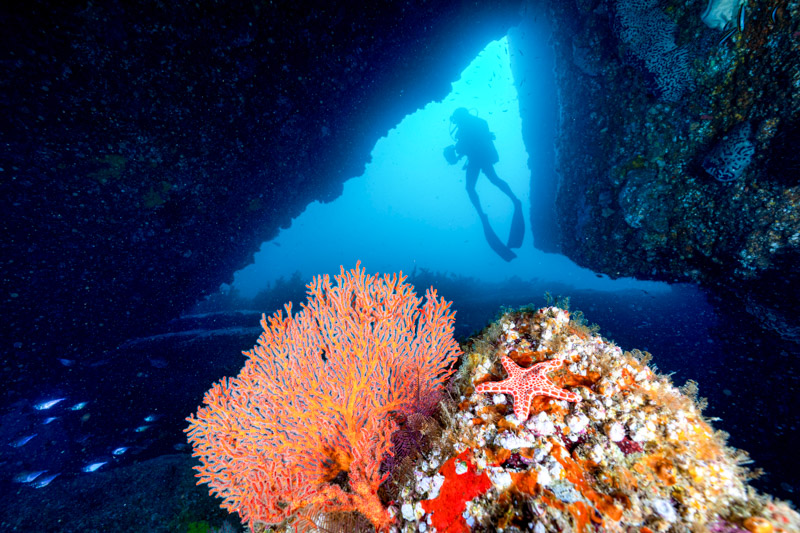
444 107 524 262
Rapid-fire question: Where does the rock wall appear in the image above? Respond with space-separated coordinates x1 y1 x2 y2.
509 3 562 253
537 0 800 339
1 1 522 380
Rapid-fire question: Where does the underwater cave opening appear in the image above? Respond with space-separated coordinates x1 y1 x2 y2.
230 33 666 301
207 30 800 502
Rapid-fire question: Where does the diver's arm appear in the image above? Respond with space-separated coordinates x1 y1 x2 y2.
454 138 466 157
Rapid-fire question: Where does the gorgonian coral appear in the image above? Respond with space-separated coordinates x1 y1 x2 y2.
185 263 461 530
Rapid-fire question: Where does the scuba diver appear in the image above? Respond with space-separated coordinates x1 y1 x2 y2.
444 107 524 262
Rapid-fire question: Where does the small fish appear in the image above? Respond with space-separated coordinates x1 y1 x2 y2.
112 447 129 456
58 358 75 367
719 27 737 46
34 398 66 410
42 417 58 425
738 2 746 32
14 470 47 483
772 6 778 23
82 461 107 473
32 473 60 488
70 402 88 411
134 425 151 433
148 358 168 369
143 414 162 422
10 434 37 448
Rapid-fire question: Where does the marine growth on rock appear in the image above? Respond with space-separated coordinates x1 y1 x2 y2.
387 306 800 532
702 122 756 183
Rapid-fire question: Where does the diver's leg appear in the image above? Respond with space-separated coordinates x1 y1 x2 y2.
468 163 516 261
483 165 519 202
483 164 524 249
465 163 484 216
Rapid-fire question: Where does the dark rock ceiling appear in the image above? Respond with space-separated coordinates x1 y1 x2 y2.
1 1 523 378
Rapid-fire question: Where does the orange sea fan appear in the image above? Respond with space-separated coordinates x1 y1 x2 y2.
185 262 461 530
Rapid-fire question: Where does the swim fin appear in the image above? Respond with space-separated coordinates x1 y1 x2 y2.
507 199 524 249
480 215 517 262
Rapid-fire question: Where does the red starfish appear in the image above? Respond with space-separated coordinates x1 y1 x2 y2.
475 355 581 422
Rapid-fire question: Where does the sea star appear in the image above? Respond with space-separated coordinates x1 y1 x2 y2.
475 355 581 422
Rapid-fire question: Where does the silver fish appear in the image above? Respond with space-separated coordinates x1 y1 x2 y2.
70 402 89 411
34 398 66 410
112 447 129 456
143 414 162 422
31 473 60 488
10 434 37 448
81 461 107 473
14 470 47 483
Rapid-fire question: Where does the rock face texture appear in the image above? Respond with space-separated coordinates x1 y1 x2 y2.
2 1 521 379
537 0 799 340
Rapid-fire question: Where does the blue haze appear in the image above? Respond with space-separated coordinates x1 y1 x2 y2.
233 37 668 296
